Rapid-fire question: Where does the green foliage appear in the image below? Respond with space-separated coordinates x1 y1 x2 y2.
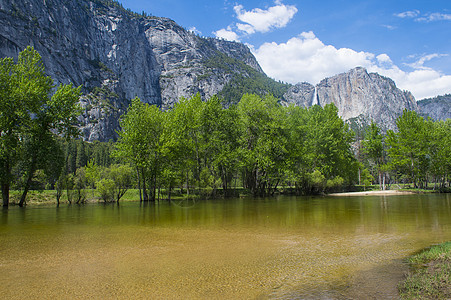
115 97 165 201
386 110 431 188
85 160 99 189
0 46 81 206
96 178 116 202
74 167 87 204
326 176 344 191
309 170 327 194
111 93 360 198
219 74 290 106
360 168 374 191
3 45 446 204
90 0 157 19
355 110 451 191
237 94 287 196
109 164 133 202
202 52 290 106
361 121 386 189
362 121 384 166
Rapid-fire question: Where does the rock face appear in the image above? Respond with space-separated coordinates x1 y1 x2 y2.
417 94 451 121
1 0 425 140
283 82 316 108
0 0 263 141
284 67 418 130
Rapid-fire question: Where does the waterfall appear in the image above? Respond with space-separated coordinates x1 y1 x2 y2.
311 86 318 106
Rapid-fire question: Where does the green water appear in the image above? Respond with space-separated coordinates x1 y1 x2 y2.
1 194 450 299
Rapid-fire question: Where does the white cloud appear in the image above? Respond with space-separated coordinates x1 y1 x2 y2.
405 54 449 70
188 27 202 36
395 10 420 18
233 1 298 34
416 13 451 22
395 10 451 22
251 31 451 99
252 32 375 84
381 24 396 30
214 27 240 42
236 23 255 34
213 1 297 44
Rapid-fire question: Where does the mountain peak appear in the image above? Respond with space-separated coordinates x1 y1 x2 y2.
283 67 418 131
0 0 268 141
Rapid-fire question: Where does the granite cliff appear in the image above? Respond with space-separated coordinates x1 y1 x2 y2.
0 0 265 141
417 94 451 121
283 67 418 131
1 0 425 140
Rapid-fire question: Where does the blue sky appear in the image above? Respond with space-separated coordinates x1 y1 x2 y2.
118 0 451 99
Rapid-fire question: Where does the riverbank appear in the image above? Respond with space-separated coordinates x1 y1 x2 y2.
329 190 417 196
398 241 451 299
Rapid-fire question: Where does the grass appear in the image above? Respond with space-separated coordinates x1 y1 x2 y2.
8 187 250 206
399 241 451 299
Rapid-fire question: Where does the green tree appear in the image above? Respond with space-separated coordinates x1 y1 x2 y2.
76 139 88 169
284 103 357 194
237 94 288 196
109 164 133 202
115 97 164 201
362 121 386 190
284 105 310 193
96 178 115 202
426 119 450 190
165 94 204 196
73 167 87 204
306 104 357 183
205 99 240 196
0 46 81 207
386 110 429 188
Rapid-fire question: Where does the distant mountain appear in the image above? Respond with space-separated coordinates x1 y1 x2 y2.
283 67 418 131
0 0 288 141
417 94 451 121
0 0 423 141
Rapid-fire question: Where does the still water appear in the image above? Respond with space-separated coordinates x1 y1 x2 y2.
1 194 450 299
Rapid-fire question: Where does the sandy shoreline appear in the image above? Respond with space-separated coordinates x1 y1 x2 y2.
329 190 416 196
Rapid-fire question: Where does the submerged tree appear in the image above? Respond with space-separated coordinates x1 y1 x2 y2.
0 46 81 207
115 97 165 201
237 94 288 196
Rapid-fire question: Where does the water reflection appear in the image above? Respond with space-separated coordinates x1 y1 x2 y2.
0 194 450 299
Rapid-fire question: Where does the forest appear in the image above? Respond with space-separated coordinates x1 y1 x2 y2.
1 47 450 207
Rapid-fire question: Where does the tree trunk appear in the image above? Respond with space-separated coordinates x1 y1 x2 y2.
378 171 382 190
2 183 9 207
66 186 72 204
136 167 142 202
168 185 172 202
152 171 157 202
56 188 62 206
2 158 11 207
358 167 361 186
19 152 38 207
186 171 190 197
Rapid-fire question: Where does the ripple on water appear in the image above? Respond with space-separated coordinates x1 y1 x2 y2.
1 194 450 298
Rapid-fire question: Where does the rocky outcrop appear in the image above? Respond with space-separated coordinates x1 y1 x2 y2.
283 82 315 108
284 67 418 131
0 0 426 140
417 94 451 121
0 0 263 141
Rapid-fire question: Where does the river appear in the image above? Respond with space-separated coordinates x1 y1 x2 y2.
1 193 450 299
